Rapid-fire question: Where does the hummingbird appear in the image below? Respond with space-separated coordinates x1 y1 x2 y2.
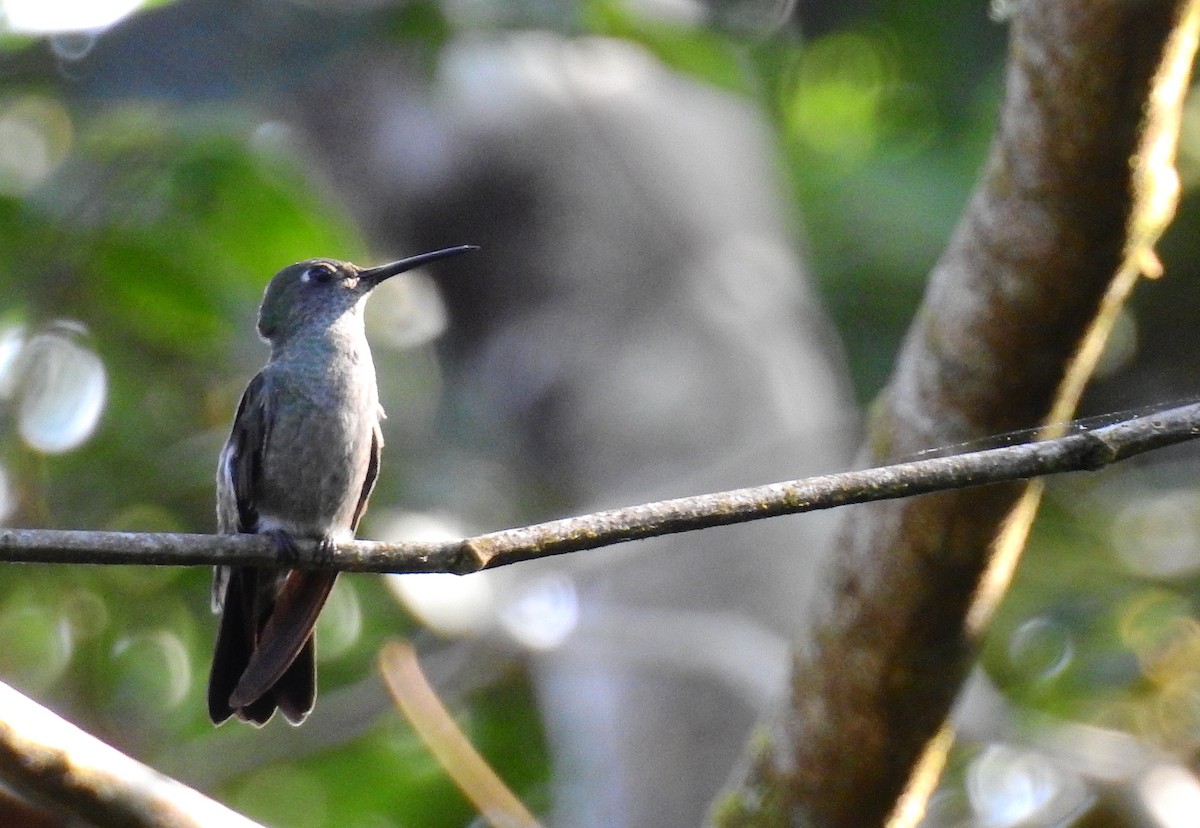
208 244 477 726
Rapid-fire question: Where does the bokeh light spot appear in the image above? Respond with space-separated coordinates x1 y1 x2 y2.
499 573 579 651
49 31 98 61
0 324 26 398
1142 764 1200 828
389 571 497 638
17 322 107 454
784 30 933 171
61 588 109 641
1 0 146 34
1007 616 1074 683
965 744 1091 828
379 510 500 637
1150 676 1200 750
0 599 73 691
366 272 449 350
0 96 73 196
110 630 192 713
1118 590 1200 682
1111 489 1200 578
786 32 889 165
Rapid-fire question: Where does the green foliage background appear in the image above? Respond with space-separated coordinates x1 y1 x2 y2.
0 1 1199 825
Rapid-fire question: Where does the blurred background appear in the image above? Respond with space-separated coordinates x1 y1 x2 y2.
0 1 1199 826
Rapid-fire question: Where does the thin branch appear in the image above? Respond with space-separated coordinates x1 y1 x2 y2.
0 401 1197 573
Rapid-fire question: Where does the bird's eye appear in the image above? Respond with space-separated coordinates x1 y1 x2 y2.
302 264 336 284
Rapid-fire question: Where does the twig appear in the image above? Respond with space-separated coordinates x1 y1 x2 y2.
0 401 1196 573
379 641 543 828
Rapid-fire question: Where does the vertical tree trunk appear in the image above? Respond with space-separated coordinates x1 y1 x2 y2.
716 1 1200 824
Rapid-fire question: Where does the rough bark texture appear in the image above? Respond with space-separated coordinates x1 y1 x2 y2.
0 682 262 828
716 1 1200 825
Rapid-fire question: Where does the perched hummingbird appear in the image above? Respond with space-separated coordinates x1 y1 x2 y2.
209 245 477 726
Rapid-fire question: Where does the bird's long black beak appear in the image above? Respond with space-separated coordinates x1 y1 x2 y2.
360 245 478 287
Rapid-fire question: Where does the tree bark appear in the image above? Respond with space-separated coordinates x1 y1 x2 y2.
716 1 1200 825
0 682 262 827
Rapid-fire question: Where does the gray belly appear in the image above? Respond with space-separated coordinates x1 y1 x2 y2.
256 398 375 539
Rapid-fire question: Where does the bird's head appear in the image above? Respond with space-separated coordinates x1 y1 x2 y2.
257 246 477 344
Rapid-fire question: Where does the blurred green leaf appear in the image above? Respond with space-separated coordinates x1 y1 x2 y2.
583 0 756 97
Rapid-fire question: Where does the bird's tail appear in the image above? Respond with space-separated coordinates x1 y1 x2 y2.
208 567 337 726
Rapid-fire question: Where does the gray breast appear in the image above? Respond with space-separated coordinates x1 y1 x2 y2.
256 363 378 539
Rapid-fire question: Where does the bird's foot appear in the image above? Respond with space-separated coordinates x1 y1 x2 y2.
315 537 336 566
266 529 301 566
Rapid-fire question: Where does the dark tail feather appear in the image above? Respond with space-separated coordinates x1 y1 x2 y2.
228 571 338 714
228 630 315 725
209 568 334 726
237 685 282 726
274 636 318 724
208 567 255 725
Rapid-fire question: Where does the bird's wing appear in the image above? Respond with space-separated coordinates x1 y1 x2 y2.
349 418 383 534
212 371 273 614
217 371 273 535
